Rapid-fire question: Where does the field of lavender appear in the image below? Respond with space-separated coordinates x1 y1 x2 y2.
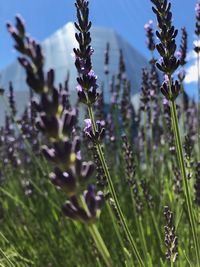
1 0 200 266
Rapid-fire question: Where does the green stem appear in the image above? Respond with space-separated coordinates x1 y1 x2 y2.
88 105 144 267
150 210 163 254
0 248 16 267
88 224 113 267
169 92 200 265
138 217 149 263
143 111 148 165
106 202 126 256
130 190 148 262
80 196 113 267
197 51 200 158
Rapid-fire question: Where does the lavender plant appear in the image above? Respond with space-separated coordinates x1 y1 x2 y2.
164 206 178 264
151 0 200 264
195 1 200 156
73 1 144 266
7 15 113 267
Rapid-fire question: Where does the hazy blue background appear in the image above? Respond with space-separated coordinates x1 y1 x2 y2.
0 0 198 96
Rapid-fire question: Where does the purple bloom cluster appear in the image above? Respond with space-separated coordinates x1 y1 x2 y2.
195 2 200 36
144 20 155 51
104 42 110 75
178 27 188 67
8 15 103 224
194 162 200 205
84 119 105 143
195 2 200 53
74 0 99 105
151 0 180 100
164 206 178 263
195 2 200 13
122 135 143 215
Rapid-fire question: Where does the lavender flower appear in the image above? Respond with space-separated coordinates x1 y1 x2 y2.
7 15 103 224
184 135 193 162
8 82 17 118
117 49 126 81
195 2 200 36
173 167 182 196
162 98 175 154
151 0 180 101
141 179 154 209
140 68 150 112
144 20 155 51
84 119 92 135
62 185 104 223
120 80 135 132
90 144 107 189
105 113 116 143
104 43 110 75
194 162 200 206
186 100 198 142
84 118 105 142
177 69 186 83
74 0 99 105
195 2 200 13
164 206 178 263
94 89 105 121
149 64 162 139
160 79 181 101
178 28 188 66
122 134 143 215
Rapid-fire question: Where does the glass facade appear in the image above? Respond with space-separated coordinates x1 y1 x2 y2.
0 22 148 124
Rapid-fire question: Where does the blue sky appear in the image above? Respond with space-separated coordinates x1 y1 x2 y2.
0 0 198 97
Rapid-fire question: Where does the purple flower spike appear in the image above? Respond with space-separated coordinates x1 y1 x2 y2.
96 120 105 127
89 47 94 56
74 0 99 104
76 150 81 160
84 185 104 217
176 51 182 60
144 20 155 51
195 3 200 13
144 20 153 30
84 119 92 134
76 84 83 92
88 70 97 78
195 2 200 37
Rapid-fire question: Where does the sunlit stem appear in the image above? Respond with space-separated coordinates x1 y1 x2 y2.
168 77 200 266
87 104 145 267
197 51 200 158
80 196 113 267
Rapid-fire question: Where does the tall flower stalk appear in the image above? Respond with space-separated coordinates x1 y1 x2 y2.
151 0 200 264
74 1 144 266
195 2 200 156
164 206 178 265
